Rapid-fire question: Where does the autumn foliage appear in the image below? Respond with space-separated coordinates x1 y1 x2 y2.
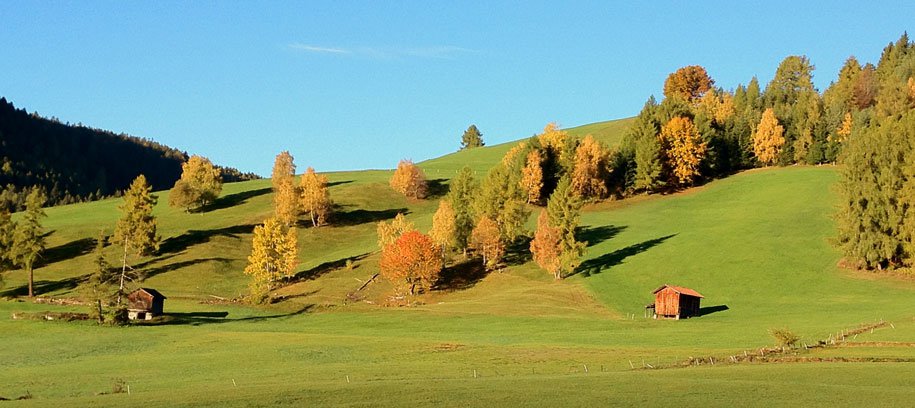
168 155 222 211
390 159 428 199
570 135 610 199
663 65 714 101
300 167 331 227
377 213 415 249
530 210 562 279
660 116 706 185
272 151 300 227
520 149 544 204
379 230 441 296
244 217 298 304
753 108 786 166
469 216 505 271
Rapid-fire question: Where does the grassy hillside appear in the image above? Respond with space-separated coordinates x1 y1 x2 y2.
0 118 913 406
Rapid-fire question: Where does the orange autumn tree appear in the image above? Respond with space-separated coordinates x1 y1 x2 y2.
469 216 504 271
530 210 562 279
379 230 442 296
659 116 707 186
390 159 428 199
753 108 785 166
663 65 714 102
520 149 544 204
570 135 610 199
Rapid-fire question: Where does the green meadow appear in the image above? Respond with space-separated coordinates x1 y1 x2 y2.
1 121 914 406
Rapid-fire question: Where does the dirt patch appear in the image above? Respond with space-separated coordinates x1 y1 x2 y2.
431 343 465 352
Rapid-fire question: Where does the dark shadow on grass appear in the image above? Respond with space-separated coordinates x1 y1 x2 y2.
203 187 271 212
504 236 533 266
572 234 677 278
699 304 729 316
144 305 314 326
0 273 90 298
39 237 97 267
435 259 489 291
327 180 353 188
425 178 449 199
158 224 256 254
331 207 408 227
576 225 627 248
291 254 369 282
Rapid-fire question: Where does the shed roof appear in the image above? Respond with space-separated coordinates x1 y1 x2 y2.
652 284 704 298
132 288 167 300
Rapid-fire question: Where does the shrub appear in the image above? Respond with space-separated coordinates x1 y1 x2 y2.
769 327 800 348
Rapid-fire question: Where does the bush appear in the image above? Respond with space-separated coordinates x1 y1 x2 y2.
769 327 800 348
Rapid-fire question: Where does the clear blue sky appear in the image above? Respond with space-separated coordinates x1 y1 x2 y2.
2 1 913 176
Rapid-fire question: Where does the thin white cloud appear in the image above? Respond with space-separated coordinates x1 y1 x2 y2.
289 43 476 60
288 43 350 54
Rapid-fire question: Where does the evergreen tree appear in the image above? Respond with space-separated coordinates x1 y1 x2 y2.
84 231 115 324
244 217 298 304
474 162 530 244
0 203 14 280
113 175 159 305
10 188 46 297
544 176 585 278
446 166 478 252
460 124 485 150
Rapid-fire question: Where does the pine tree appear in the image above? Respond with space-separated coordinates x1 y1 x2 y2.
0 203 14 279
379 231 441 296
244 217 298 304
168 155 222 211
660 116 707 185
753 108 786 166
446 166 478 252
300 167 332 227
520 149 544 204
474 163 529 244
634 130 665 192
84 231 114 324
570 135 610 199
112 175 159 305
390 159 428 199
460 124 485 150
545 176 585 278
10 188 46 297
469 216 504 271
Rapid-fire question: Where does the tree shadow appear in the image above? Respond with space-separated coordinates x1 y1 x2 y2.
327 180 353 188
331 207 408 227
572 234 677 277
435 259 490 291
699 304 729 316
203 187 271 212
425 178 449 199
576 225 627 248
39 237 97 267
291 254 369 282
0 273 90 297
143 257 232 280
504 236 533 266
158 224 256 254
142 305 314 326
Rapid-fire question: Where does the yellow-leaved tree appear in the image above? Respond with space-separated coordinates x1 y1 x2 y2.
530 209 561 279
272 151 300 226
168 155 222 212
753 108 785 166
244 217 298 304
300 167 332 227
520 149 543 204
835 112 853 143
663 65 714 102
659 116 706 186
390 160 428 199
538 123 571 166
570 135 610 199
469 216 504 271
429 200 457 260
377 213 415 250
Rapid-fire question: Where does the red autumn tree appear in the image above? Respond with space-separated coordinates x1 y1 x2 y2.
379 230 442 296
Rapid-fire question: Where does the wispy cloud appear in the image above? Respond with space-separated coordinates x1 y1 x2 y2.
288 43 350 54
288 43 476 60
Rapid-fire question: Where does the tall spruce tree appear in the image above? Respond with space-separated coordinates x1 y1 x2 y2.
113 175 159 304
544 176 585 278
461 125 485 150
10 188 46 297
447 166 479 253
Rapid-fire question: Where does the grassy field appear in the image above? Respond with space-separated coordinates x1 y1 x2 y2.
0 119 914 406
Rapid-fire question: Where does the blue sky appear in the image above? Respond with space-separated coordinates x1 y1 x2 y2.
1 1 913 175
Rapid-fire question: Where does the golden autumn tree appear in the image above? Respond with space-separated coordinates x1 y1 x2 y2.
168 155 222 212
835 112 853 143
530 210 562 279
520 149 544 204
272 151 299 227
379 230 442 296
663 65 714 101
112 175 159 305
469 216 505 271
659 116 707 185
753 108 786 166
377 213 415 249
538 123 572 166
570 135 610 199
502 141 527 167
429 200 457 258
300 167 332 227
244 217 298 304
390 159 428 199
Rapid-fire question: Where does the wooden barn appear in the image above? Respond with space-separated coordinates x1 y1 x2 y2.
649 285 703 320
127 288 166 320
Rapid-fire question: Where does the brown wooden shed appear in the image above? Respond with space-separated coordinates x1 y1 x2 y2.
127 288 166 320
650 284 703 320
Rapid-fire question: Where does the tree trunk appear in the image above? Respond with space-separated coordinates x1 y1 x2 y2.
97 299 104 324
27 264 33 298
118 241 129 305
410 283 415 296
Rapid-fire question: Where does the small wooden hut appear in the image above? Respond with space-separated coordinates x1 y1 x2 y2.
127 288 166 320
650 284 703 320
